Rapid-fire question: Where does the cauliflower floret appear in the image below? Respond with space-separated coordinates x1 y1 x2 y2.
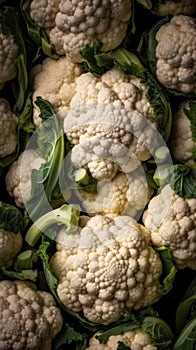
0 280 63 349
30 56 84 126
29 0 132 62
0 229 23 268
0 98 18 158
50 214 162 325
5 149 45 208
0 31 18 89
155 15 196 94
85 330 156 350
169 100 196 165
76 167 152 218
143 184 196 269
64 68 159 180
152 0 196 16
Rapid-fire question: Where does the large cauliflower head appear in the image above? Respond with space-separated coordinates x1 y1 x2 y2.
50 214 162 325
169 100 196 165
0 229 23 268
0 280 63 350
5 149 45 208
0 31 18 89
0 98 18 158
29 0 132 62
30 56 84 126
155 15 196 94
143 184 196 270
64 68 159 180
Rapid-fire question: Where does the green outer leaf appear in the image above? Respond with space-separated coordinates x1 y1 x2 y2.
169 164 196 198
117 342 130 350
155 246 177 296
53 323 88 350
175 278 196 334
0 202 24 233
96 323 139 344
0 266 37 282
173 319 196 350
142 316 174 349
184 100 196 161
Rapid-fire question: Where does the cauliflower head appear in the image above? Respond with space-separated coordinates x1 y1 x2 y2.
143 184 196 270
0 98 18 158
50 214 162 325
155 15 196 94
0 279 63 350
85 329 156 350
169 100 196 165
75 167 152 218
0 30 18 89
152 0 196 16
64 68 159 180
0 229 23 268
30 56 84 126
29 0 132 62
5 149 45 208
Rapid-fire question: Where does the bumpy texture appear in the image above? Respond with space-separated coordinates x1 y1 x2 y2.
30 56 84 125
169 100 196 165
29 0 132 62
76 167 152 218
64 68 158 180
0 280 63 350
50 215 162 325
0 229 23 268
155 15 196 94
152 0 196 16
0 31 18 88
5 149 45 208
0 98 18 158
143 184 196 269
85 330 156 350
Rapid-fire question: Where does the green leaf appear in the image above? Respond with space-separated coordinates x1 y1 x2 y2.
175 278 196 334
155 246 177 296
169 165 196 198
0 266 37 282
173 318 196 350
142 316 174 350
0 202 24 233
117 342 130 350
53 323 88 350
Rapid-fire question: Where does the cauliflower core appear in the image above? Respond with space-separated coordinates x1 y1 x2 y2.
85 330 156 350
155 15 196 94
0 280 63 350
50 215 162 325
143 184 196 270
29 0 132 62
5 149 45 208
0 229 23 268
0 98 18 158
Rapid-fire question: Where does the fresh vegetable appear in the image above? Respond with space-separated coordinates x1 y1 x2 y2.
0 279 63 349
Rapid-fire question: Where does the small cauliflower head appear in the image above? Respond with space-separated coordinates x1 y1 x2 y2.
75 167 152 218
152 0 196 16
30 56 84 126
0 29 19 89
5 149 45 208
64 68 159 180
169 100 196 165
155 15 196 94
50 214 162 325
85 329 156 350
29 0 132 62
143 184 196 270
0 280 63 350
0 98 18 158
0 229 23 268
